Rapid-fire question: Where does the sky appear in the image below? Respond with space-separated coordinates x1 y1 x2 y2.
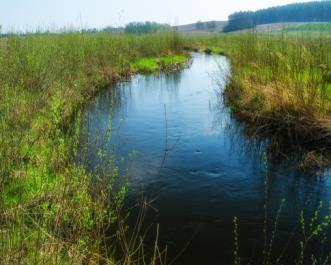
1 0 314 32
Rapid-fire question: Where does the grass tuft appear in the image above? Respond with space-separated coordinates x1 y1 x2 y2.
131 54 188 74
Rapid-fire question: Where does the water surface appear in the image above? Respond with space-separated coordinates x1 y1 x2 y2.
81 53 331 264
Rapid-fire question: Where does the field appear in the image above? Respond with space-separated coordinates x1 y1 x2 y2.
286 22 331 32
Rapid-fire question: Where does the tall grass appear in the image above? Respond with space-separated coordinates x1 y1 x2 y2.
227 33 331 169
228 33 331 113
187 32 331 115
0 31 183 264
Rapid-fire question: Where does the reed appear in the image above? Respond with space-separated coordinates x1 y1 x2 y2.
226 32 331 169
0 31 184 264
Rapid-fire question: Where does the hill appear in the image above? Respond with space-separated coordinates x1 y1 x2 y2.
224 1 331 32
174 21 227 35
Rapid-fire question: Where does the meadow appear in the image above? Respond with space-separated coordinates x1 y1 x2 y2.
0 31 185 264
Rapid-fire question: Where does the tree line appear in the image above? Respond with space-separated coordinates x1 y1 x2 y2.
196 21 217 30
124 22 170 34
223 1 331 32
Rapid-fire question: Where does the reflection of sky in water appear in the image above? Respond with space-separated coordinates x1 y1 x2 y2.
80 53 331 265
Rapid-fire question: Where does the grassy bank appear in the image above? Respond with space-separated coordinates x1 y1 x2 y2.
185 33 331 170
226 33 331 169
0 31 185 264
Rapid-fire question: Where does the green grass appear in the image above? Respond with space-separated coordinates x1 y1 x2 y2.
223 33 331 116
0 31 184 264
131 54 188 73
204 46 225 55
210 46 225 55
131 57 160 73
159 54 187 65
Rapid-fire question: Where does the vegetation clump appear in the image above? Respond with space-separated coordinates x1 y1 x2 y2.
131 54 189 73
204 47 225 55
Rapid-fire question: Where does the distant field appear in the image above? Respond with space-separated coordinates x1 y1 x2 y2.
227 22 331 36
285 22 331 31
175 21 331 35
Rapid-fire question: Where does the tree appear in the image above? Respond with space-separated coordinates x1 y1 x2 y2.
196 21 205 30
206 21 217 29
223 11 255 32
124 22 170 34
103 26 116 33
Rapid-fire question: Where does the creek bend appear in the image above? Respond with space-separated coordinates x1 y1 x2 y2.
80 53 331 265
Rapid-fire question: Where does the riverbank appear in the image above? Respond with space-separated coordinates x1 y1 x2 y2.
185 33 331 171
225 34 331 170
0 31 186 264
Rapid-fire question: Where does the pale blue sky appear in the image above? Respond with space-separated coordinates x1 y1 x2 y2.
1 0 313 32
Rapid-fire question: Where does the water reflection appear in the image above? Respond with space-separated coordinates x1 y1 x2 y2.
80 53 331 265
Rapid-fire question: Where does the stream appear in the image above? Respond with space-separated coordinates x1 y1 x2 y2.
80 53 331 264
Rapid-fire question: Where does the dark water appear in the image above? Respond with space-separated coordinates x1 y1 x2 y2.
81 53 331 264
